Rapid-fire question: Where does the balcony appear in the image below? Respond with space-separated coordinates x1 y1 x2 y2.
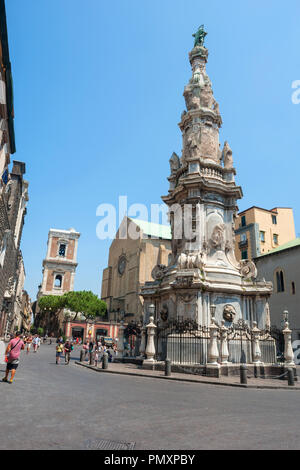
238 239 248 249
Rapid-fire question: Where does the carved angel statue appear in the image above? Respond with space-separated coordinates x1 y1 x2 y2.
222 141 233 169
187 130 201 158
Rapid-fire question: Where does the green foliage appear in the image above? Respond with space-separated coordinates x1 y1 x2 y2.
37 327 44 336
38 295 66 313
63 290 107 320
38 291 106 322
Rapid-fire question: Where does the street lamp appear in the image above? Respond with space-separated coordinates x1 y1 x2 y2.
283 310 289 324
148 304 155 317
210 304 216 320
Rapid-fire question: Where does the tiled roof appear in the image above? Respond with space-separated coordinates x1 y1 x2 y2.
256 238 300 258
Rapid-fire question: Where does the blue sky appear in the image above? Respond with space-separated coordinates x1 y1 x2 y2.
5 0 300 300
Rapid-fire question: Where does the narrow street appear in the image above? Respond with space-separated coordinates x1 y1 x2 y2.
0 343 300 450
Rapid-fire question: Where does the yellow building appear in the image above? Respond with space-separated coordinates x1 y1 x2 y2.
101 217 172 322
234 206 295 261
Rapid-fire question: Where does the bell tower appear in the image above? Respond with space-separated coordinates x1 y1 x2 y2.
39 228 80 296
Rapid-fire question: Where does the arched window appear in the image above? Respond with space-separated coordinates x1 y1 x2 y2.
275 269 285 293
54 274 62 288
291 282 296 295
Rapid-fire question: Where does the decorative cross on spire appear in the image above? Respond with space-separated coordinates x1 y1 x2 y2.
192 25 207 47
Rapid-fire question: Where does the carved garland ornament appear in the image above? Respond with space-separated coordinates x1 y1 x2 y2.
151 264 168 281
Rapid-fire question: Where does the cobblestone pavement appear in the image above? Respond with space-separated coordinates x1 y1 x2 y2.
1 343 300 450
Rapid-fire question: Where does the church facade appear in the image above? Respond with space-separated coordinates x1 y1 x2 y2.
101 216 171 322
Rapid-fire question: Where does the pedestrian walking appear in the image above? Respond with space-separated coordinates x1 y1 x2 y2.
25 334 32 354
56 342 64 364
32 335 39 352
64 339 73 364
2 332 25 384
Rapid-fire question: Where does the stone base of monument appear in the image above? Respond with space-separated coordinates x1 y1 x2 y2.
141 360 297 380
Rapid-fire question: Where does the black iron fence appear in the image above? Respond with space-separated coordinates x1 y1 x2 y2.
153 319 277 365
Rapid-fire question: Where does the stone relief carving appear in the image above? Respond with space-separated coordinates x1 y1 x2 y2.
222 141 233 169
200 85 214 109
239 260 257 280
177 251 204 269
223 304 236 322
225 240 232 253
183 88 201 111
212 99 220 115
151 264 168 281
186 129 201 158
209 223 225 250
173 275 194 288
177 293 197 303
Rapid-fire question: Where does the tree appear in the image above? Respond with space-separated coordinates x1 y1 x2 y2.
38 295 67 335
63 291 107 321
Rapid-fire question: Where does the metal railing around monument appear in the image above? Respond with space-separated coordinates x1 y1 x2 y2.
154 318 277 365
155 319 210 364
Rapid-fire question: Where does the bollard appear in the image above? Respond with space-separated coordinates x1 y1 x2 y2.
80 349 84 362
102 352 108 370
287 368 295 386
89 352 94 366
240 364 247 385
165 359 171 377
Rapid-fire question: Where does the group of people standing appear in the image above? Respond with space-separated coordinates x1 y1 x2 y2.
55 337 74 365
82 340 118 366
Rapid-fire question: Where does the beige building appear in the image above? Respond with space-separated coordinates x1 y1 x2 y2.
101 217 171 322
234 206 295 261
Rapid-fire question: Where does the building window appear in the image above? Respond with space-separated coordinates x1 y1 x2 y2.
241 215 246 227
54 274 62 288
272 215 277 224
240 233 247 242
241 250 248 260
275 270 285 293
273 234 278 245
59 244 66 257
260 231 265 242
291 282 296 295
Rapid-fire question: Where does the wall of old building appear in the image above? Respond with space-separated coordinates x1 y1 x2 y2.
101 218 171 321
255 247 300 341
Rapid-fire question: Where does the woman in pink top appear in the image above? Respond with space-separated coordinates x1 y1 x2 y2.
2 331 25 384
